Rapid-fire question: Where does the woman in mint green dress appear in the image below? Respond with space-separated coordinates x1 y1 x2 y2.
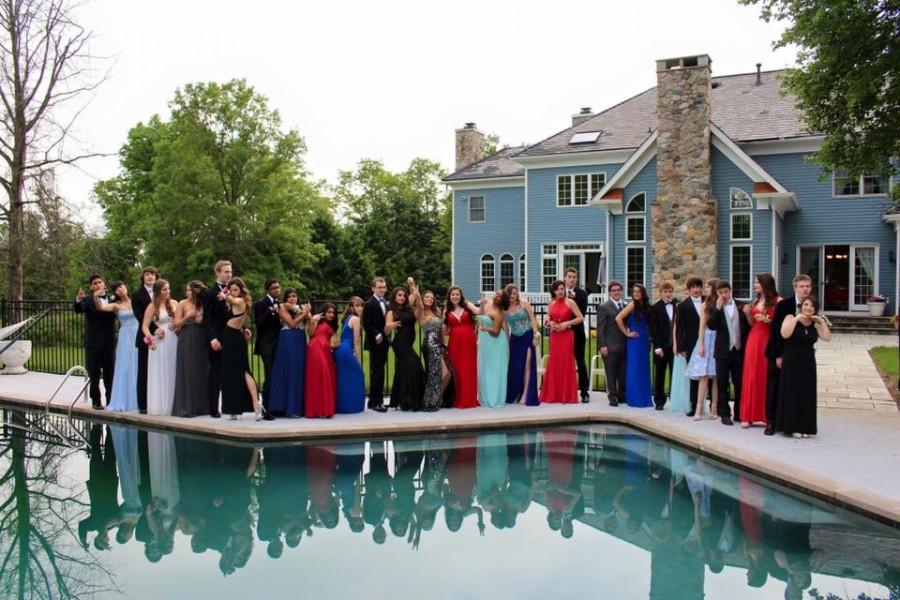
478 291 510 408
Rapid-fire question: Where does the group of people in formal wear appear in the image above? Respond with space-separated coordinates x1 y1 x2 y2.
75 260 829 437
597 274 831 438
77 423 829 598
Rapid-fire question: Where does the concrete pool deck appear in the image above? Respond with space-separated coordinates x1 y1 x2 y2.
1 369 898 525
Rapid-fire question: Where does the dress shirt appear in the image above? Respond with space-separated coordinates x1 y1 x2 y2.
691 296 702 315
665 302 674 321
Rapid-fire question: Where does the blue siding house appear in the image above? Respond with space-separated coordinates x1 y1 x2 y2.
444 54 898 315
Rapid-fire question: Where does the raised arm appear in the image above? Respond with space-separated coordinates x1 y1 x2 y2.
92 293 120 313
813 315 832 342
780 314 798 340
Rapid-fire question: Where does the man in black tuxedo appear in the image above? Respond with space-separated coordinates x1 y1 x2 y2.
362 277 389 412
131 266 158 414
707 280 750 425
675 277 704 416
597 280 626 406
650 281 676 410
74 275 117 409
78 424 120 550
253 279 282 413
765 274 813 435
565 267 590 403
202 260 233 418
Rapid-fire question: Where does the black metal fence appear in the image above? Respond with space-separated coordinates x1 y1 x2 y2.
1 299 606 393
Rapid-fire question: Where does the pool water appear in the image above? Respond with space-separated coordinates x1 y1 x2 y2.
0 408 897 600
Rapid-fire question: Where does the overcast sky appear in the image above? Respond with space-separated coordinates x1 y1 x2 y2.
58 0 797 227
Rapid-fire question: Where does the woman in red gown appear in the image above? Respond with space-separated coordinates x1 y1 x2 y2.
540 280 584 404
740 274 780 427
444 287 479 409
305 304 337 418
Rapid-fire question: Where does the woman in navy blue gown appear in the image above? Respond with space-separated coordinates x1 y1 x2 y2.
335 297 366 414
615 283 653 408
268 289 310 417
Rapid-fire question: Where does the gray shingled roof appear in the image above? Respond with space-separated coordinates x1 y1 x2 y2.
443 146 527 181
517 69 809 158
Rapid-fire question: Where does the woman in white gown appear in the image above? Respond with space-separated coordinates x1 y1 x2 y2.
142 279 178 416
147 431 180 562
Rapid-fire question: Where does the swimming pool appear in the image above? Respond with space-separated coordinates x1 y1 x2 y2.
0 407 896 599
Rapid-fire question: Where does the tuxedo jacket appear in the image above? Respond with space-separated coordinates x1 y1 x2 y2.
73 296 116 350
567 286 588 342
674 298 702 357
707 302 751 360
649 299 675 351
201 282 230 343
130 287 157 348
362 296 387 352
253 295 281 356
766 295 798 360
597 299 626 353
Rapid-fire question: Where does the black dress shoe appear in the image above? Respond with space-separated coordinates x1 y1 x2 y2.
262 413 275 421
92 405 104 410
581 394 590 404
210 412 221 419
139 409 147 415
608 399 618 407
372 405 388 413
764 426 775 436
654 405 664 411
721 416 734 426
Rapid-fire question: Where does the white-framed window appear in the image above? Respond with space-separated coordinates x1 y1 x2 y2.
519 254 526 291
468 196 485 222
625 247 645 292
730 245 752 300
480 254 495 293
557 173 606 206
731 214 752 240
833 170 888 197
499 254 515 287
625 192 646 243
542 244 558 292
730 187 753 210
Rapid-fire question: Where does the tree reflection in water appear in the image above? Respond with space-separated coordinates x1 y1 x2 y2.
1 409 899 599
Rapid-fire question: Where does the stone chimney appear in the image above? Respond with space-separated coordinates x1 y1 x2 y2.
572 107 594 127
455 122 486 171
652 54 716 293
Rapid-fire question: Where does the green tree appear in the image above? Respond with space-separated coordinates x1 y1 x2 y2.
96 80 325 294
742 0 900 196
335 158 450 296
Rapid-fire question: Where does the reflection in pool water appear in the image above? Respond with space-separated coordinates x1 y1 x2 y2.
0 409 897 599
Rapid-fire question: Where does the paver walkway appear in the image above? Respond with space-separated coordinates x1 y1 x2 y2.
816 333 897 411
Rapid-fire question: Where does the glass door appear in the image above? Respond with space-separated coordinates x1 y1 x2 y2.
823 245 850 311
799 247 823 301
851 246 876 310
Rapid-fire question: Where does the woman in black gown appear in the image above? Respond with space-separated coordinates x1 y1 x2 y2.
776 296 831 438
384 286 425 411
221 278 268 420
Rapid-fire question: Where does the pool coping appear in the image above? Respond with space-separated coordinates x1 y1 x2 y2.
2 390 898 528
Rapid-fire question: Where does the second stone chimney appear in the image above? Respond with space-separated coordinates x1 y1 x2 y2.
572 107 594 127
652 54 716 292
455 123 486 171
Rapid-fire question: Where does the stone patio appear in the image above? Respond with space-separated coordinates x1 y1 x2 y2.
815 333 898 411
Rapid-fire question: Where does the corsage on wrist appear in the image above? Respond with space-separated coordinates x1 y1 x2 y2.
144 335 154 346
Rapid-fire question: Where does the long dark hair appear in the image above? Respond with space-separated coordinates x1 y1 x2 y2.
703 278 720 317
631 284 651 316
318 302 337 329
388 287 410 319
443 286 475 326
755 273 779 309
186 280 206 309
343 296 363 323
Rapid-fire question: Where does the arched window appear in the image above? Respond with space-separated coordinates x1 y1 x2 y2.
730 188 752 210
625 192 646 213
625 192 647 293
519 254 526 291
499 254 515 287
480 254 495 293
730 188 752 241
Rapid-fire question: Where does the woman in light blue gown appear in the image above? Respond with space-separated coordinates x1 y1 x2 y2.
94 282 138 412
668 320 692 415
477 291 509 408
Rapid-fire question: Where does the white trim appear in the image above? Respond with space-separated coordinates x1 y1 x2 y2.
729 244 753 301
451 191 455 284
605 211 612 288
557 174 572 207
590 132 658 204
730 213 752 241
467 195 486 223
514 148 635 169
754 192 798 216
710 123 789 194
499 253 516 287
831 171 890 198
795 243 882 311
445 176 525 190
557 172 607 207
524 169 529 293
480 254 496 294
729 187 753 210
625 246 646 293
850 245 880 310
626 216 646 243
741 136 825 156
519 253 527 292
771 209 778 280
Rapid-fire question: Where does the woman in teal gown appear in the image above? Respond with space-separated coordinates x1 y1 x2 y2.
668 320 692 414
477 291 509 408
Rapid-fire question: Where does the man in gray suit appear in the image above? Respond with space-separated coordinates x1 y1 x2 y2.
598 280 627 406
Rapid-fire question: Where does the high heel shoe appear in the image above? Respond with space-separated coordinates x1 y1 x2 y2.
229 414 238 421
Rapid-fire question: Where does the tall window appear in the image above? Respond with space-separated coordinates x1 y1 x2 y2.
519 254 526 291
626 247 645 292
557 173 606 206
468 196 485 222
853 247 876 305
731 246 752 300
542 244 558 292
833 169 888 197
480 254 495 293
730 188 752 241
499 254 515 287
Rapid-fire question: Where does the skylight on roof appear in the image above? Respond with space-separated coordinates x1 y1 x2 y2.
569 131 601 144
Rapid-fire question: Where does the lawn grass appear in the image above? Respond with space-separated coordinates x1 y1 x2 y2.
869 346 899 389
